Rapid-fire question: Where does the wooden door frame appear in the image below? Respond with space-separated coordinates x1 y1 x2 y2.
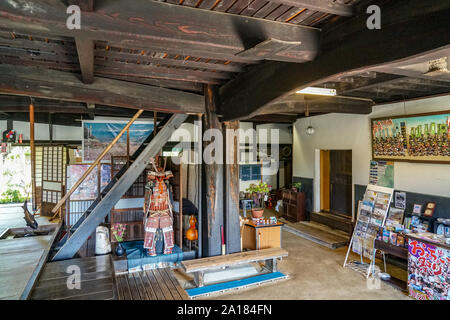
314 148 356 222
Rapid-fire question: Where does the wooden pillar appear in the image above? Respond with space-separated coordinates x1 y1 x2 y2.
224 120 241 254
29 103 36 211
201 84 224 257
196 113 203 258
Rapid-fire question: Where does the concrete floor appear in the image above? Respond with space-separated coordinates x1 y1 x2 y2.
204 229 410 300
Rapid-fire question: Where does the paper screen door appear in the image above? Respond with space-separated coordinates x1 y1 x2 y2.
41 145 66 216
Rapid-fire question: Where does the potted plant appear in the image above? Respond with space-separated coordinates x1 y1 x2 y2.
292 182 302 192
111 223 126 256
246 182 270 218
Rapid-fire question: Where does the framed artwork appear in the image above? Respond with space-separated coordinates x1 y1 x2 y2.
82 120 154 162
413 204 422 215
66 164 111 200
386 207 405 226
424 202 436 217
394 191 406 209
371 111 450 163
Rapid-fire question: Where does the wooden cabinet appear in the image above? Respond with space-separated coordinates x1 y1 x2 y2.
242 222 284 250
282 189 306 222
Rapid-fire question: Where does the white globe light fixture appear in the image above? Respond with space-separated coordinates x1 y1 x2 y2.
306 125 315 135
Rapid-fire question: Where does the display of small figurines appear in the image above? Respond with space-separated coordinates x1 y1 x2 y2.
252 216 277 226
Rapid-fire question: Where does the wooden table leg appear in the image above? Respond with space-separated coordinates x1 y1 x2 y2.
194 271 204 287
265 258 277 272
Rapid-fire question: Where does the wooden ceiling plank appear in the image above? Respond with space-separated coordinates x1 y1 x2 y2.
240 0 268 17
267 0 353 17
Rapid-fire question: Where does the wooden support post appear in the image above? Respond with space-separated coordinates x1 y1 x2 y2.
196 114 203 258
29 103 36 211
224 120 241 254
179 162 183 249
201 84 224 257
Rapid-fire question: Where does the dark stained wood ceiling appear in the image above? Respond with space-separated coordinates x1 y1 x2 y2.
0 0 449 123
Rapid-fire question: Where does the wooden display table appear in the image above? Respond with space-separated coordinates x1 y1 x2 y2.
242 221 285 250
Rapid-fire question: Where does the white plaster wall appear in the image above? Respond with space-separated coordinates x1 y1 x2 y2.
0 120 82 140
292 95 450 211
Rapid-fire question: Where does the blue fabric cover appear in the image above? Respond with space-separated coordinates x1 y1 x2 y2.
121 240 184 270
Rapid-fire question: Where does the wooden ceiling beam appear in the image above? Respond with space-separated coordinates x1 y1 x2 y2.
258 95 374 115
70 0 95 84
0 0 319 64
247 114 299 123
94 50 245 73
374 66 450 84
218 0 450 121
0 54 229 85
0 64 205 114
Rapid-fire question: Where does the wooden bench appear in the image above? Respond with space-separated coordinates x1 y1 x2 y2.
181 248 288 287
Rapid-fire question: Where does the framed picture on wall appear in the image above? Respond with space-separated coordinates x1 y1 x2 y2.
394 191 406 209
424 202 436 217
371 111 450 163
413 204 423 215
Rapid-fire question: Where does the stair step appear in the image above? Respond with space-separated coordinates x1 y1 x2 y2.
310 212 353 234
283 223 349 249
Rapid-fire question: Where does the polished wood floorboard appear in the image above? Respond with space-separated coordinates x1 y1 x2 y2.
30 254 117 300
116 268 188 300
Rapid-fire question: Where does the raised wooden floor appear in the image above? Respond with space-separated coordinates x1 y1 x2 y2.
0 204 59 300
116 268 189 300
30 254 117 300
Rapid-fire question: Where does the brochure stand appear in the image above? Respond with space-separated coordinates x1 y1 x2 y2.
343 184 394 277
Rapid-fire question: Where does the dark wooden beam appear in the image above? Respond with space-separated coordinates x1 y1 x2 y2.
69 1 95 84
0 64 205 114
94 49 245 73
94 62 230 84
218 0 450 120
0 0 319 64
1 112 82 126
202 84 224 257
247 114 299 123
258 95 374 115
267 0 354 17
94 74 204 93
0 53 229 85
374 66 450 84
224 120 240 254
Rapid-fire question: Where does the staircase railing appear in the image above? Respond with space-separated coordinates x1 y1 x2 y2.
50 109 144 220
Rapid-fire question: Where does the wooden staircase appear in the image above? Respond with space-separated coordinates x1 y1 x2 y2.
51 113 187 261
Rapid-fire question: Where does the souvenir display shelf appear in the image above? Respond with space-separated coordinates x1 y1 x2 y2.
343 184 394 275
407 233 450 300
